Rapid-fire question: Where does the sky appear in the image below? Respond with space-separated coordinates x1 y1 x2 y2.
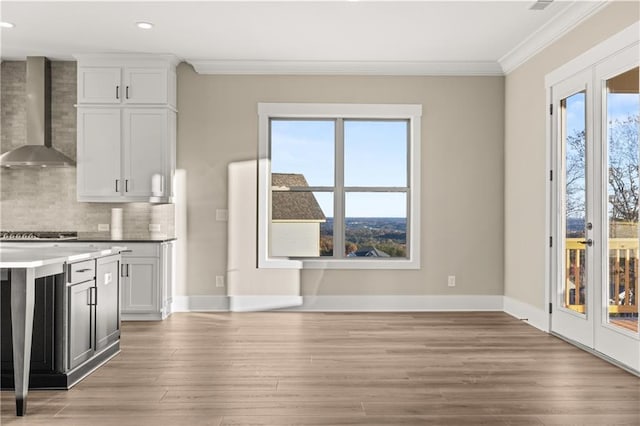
271 119 408 218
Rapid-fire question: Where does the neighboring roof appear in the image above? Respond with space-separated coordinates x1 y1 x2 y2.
272 173 326 221
348 246 390 258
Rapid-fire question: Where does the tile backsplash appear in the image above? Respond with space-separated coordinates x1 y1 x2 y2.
0 61 175 237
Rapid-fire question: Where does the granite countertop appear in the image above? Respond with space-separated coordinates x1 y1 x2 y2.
0 234 177 243
0 246 123 268
75 233 177 243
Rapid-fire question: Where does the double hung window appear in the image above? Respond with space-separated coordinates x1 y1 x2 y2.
258 103 421 269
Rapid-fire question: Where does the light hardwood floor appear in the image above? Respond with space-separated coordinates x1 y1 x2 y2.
1 312 639 425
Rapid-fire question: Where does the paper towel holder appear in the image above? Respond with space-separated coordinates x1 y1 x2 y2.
149 173 165 203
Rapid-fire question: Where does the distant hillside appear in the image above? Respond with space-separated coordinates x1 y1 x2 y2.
320 217 407 257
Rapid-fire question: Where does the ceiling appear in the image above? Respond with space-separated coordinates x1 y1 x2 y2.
0 1 610 75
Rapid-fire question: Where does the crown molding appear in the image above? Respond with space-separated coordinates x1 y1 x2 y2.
187 59 503 76
73 53 182 67
499 0 610 74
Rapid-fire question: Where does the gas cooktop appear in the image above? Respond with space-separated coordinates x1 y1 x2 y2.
0 231 78 240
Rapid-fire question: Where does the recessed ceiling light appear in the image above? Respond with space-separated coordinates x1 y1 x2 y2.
136 21 153 30
0 22 15 29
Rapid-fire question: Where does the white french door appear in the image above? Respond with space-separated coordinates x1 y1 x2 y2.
593 47 639 369
551 68 595 349
550 40 639 373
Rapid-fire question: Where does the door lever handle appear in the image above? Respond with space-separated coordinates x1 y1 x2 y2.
578 239 593 247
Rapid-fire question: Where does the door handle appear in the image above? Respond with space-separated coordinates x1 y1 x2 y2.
578 239 593 247
116 179 120 193
126 86 129 99
87 287 96 306
126 264 130 277
116 85 119 100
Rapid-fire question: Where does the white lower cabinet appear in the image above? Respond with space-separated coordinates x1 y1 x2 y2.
121 257 159 315
48 241 175 321
120 242 174 321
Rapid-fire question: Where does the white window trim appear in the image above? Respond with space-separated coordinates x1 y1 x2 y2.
258 103 422 270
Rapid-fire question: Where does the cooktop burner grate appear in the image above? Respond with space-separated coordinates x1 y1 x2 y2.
0 231 78 240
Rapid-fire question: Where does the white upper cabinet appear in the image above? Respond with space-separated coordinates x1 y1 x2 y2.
77 108 122 199
122 109 172 199
123 68 169 104
77 67 122 104
75 54 178 108
75 54 178 203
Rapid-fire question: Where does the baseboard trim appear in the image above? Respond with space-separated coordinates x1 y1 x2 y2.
503 296 549 332
229 295 304 312
172 296 229 312
286 295 504 312
169 295 547 327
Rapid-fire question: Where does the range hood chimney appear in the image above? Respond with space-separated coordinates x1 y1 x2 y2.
0 57 75 168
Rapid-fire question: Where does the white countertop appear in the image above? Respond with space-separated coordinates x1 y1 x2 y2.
0 245 123 268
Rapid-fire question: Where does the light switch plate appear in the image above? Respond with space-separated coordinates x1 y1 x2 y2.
216 209 228 221
98 224 110 231
215 275 225 287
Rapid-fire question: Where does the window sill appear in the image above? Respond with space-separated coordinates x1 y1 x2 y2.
259 257 420 270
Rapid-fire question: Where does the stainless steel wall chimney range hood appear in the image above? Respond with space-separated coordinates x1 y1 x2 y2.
0 57 75 168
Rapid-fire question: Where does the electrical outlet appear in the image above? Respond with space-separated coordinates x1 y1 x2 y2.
97 224 110 231
215 275 225 287
448 275 456 287
215 209 228 221
149 223 161 232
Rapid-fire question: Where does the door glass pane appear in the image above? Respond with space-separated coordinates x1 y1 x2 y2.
345 192 407 258
606 66 639 333
562 91 588 314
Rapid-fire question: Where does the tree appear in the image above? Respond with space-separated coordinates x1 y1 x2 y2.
608 114 639 222
565 113 639 224
566 129 586 220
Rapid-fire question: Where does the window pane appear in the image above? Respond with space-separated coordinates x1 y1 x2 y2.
271 120 334 186
345 192 407 258
270 185 332 257
344 120 408 187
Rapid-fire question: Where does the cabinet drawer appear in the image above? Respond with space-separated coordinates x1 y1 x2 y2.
68 260 95 284
121 243 159 258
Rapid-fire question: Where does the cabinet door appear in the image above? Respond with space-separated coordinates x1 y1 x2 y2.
123 68 168 104
68 281 95 370
121 257 159 313
77 108 122 201
78 67 122 104
96 256 120 351
122 109 167 199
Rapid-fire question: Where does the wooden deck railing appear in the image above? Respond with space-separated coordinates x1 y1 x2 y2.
565 238 638 314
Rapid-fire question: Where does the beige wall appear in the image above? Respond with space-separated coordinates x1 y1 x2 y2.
177 69 505 296
504 2 640 309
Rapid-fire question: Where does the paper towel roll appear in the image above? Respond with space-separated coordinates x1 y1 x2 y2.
151 174 163 196
111 208 123 239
